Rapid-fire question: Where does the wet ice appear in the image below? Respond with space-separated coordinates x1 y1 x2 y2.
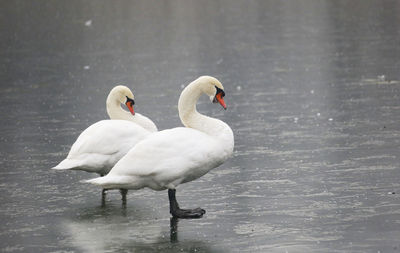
1 0 400 252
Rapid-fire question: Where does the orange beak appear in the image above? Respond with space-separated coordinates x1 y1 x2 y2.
215 93 227 110
125 101 135 115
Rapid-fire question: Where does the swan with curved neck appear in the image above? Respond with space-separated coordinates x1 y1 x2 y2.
86 76 234 218
53 85 158 200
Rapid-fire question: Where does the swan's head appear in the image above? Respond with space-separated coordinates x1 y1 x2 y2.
197 76 227 110
108 85 135 115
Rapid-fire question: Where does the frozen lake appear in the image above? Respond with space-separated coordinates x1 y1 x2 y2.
1 0 400 252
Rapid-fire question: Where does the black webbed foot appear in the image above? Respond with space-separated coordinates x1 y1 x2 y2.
168 189 206 219
171 208 206 219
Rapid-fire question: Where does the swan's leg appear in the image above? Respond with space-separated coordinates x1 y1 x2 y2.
170 217 179 242
100 174 107 198
120 188 128 204
168 189 206 219
101 189 106 207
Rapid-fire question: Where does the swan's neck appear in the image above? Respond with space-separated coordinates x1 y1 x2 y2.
131 113 158 132
178 81 232 143
106 95 132 121
106 96 157 132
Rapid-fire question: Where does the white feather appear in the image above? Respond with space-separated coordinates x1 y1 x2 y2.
86 76 234 190
52 86 157 175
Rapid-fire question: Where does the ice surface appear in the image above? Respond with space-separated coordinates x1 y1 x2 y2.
1 1 400 252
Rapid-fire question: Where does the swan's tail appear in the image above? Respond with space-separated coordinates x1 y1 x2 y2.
84 175 136 189
85 176 110 186
51 158 82 171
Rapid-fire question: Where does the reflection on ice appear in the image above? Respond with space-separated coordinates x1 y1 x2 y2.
61 205 226 253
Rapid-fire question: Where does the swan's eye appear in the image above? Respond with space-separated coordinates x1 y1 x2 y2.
213 86 227 109
213 86 225 104
215 86 225 97
125 96 135 115
126 96 135 105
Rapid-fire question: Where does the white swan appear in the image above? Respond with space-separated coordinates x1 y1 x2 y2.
86 76 234 218
52 85 157 177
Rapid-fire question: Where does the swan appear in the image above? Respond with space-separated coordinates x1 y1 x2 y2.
86 76 234 218
52 85 158 198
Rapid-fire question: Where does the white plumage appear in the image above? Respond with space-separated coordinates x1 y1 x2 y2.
52 85 157 176
86 127 230 189
86 76 234 218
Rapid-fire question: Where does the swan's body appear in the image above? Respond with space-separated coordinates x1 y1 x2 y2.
53 120 152 175
86 76 234 218
86 126 232 190
52 86 157 176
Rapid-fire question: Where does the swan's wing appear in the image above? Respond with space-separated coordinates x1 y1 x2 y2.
68 120 150 158
107 127 223 188
54 120 152 173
